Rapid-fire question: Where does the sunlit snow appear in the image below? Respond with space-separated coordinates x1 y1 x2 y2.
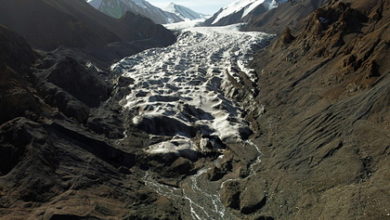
112 24 272 156
212 0 263 24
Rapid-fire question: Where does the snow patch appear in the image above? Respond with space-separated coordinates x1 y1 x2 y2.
211 0 287 24
87 0 102 8
242 0 266 17
212 0 262 24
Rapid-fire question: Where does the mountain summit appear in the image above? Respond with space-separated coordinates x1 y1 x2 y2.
165 3 207 20
87 0 183 24
204 0 287 26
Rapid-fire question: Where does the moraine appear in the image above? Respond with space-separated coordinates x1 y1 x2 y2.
111 23 272 219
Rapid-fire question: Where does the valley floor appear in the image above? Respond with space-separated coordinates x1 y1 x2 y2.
110 24 273 219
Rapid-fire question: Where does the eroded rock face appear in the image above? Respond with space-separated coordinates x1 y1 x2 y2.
0 81 45 124
0 25 36 71
244 0 328 33
46 57 112 108
0 118 46 176
0 116 183 219
220 180 241 210
0 25 43 125
208 158 233 181
240 183 267 214
243 0 390 219
0 26 181 219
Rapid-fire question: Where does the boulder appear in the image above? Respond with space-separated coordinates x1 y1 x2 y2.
240 183 267 214
47 57 111 108
220 180 241 210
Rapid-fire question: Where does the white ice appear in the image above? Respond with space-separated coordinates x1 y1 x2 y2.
112 24 272 155
163 19 205 30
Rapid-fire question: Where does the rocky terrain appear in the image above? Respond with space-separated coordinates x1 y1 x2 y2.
0 0 176 67
0 24 184 219
0 0 389 219
243 0 328 33
239 0 390 218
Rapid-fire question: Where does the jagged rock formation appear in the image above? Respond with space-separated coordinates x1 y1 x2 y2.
0 0 176 66
87 0 183 24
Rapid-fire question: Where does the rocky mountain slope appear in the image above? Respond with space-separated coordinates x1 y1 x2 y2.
243 0 328 33
204 0 287 26
0 0 176 67
87 0 183 24
225 0 389 218
0 23 184 220
165 3 207 20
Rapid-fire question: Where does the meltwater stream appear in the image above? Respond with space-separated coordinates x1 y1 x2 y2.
112 24 272 219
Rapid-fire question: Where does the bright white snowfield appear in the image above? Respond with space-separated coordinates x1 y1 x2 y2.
211 0 286 24
112 24 272 157
213 0 265 24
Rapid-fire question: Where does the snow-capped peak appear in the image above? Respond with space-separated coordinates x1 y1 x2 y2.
166 2 177 10
211 0 286 25
87 0 183 24
165 2 206 20
87 0 102 8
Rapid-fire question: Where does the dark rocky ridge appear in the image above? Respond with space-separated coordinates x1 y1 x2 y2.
0 25 182 219
0 0 176 67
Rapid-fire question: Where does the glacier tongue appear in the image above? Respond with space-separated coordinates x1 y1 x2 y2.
112 24 272 156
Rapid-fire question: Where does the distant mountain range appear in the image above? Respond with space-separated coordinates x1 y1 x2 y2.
164 3 207 20
204 0 287 26
87 0 183 24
